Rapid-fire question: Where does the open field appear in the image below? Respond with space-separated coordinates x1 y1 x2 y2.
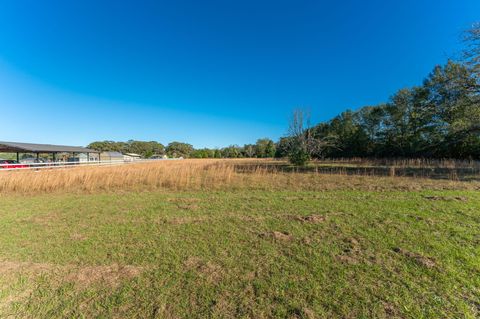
0 159 479 318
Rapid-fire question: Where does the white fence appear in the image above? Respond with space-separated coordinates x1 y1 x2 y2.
0 159 177 172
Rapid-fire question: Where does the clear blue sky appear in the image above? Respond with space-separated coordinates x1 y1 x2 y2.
0 0 478 148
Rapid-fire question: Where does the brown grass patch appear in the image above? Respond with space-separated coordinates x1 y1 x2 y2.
0 260 142 288
291 214 326 223
168 198 201 211
26 211 62 226
70 233 88 241
393 248 437 268
335 237 367 265
336 254 359 264
168 217 207 225
167 198 201 203
382 302 397 317
423 195 468 202
184 257 223 283
0 260 53 276
65 264 143 288
262 231 293 241
176 203 200 211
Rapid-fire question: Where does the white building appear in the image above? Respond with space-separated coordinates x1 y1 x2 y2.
124 153 142 161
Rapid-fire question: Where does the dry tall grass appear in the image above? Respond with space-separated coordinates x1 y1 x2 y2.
0 159 478 195
317 157 480 169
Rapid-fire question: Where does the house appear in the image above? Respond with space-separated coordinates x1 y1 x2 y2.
100 151 125 162
123 153 142 161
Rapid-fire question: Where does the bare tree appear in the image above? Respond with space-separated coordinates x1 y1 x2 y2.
244 144 255 157
286 109 334 165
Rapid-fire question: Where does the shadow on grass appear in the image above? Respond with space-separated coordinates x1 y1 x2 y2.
232 162 480 181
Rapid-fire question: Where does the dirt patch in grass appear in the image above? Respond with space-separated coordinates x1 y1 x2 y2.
184 257 223 283
70 233 88 241
26 211 63 226
0 261 53 276
423 195 468 202
284 196 307 201
382 302 397 317
167 198 201 203
335 255 359 265
393 248 437 268
0 289 34 313
291 214 326 224
301 307 316 319
336 238 363 265
234 215 266 222
168 198 201 211
259 231 293 241
65 264 143 288
272 231 293 241
177 203 200 211
0 260 142 289
168 217 207 225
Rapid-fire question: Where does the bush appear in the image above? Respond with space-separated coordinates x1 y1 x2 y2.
288 148 310 166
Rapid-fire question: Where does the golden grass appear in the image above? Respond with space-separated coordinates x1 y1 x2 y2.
0 159 479 195
316 157 480 169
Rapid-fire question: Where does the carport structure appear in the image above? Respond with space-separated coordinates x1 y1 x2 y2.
0 141 100 162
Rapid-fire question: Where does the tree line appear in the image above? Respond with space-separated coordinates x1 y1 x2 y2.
279 23 480 164
87 138 276 159
89 24 480 163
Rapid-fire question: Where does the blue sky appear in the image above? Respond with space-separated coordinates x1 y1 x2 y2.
0 0 478 148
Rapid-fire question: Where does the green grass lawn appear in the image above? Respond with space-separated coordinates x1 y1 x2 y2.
0 187 479 318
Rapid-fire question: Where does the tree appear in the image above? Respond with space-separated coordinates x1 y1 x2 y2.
255 138 276 158
243 144 256 157
88 140 165 157
354 105 386 155
423 61 480 157
191 148 215 158
166 142 194 158
126 140 165 157
88 141 126 152
265 140 276 157
274 137 291 158
285 109 333 165
318 110 368 158
221 145 242 158
463 23 480 78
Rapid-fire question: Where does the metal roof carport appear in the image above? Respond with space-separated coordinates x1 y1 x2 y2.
0 141 100 162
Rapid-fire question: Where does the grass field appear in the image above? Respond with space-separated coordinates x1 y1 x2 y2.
0 160 479 318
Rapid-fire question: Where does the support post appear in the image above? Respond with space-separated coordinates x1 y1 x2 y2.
87 152 90 162
52 153 56 162
16 152 19 162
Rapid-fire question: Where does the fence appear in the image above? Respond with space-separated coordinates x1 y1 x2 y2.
0 158 178 171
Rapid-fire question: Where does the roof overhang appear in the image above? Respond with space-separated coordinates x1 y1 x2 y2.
0 141 99 153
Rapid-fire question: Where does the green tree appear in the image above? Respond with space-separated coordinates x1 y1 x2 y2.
221 145 242 158
255 138 276 158
274 137 291 158
243 144 256 157
166 142 194 158
423 61 479 157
